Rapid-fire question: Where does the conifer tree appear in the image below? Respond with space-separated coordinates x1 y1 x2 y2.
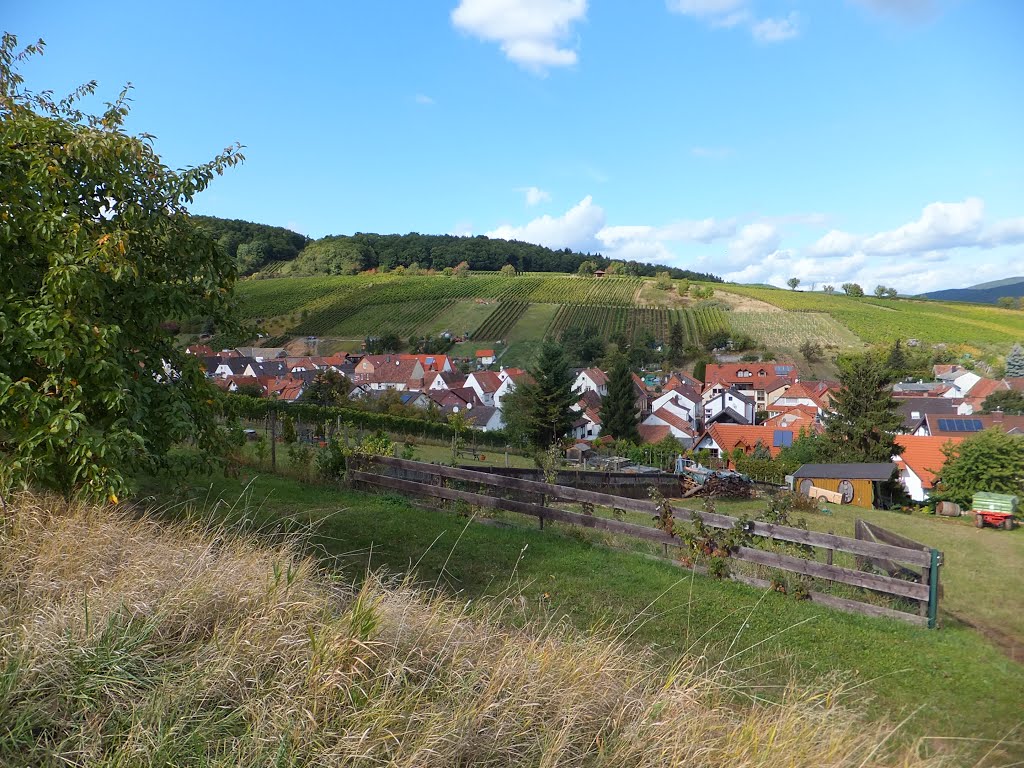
1007 343 1024 378
503 341 578 449
821 353 903 463
600 359 640 442
667 321 685 365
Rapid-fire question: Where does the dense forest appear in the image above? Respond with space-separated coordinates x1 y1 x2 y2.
194 216 722 282
193 216 309 274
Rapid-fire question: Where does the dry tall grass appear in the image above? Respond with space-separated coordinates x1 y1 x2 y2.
0 492 947 767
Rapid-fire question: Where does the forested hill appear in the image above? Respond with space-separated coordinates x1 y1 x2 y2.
193 215 721 282
193 216 310 275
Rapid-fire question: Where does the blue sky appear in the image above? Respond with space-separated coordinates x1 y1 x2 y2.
7 1 1023 292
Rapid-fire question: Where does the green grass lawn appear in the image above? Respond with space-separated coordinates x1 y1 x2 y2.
141 470 1024 761
499 302 560 368
713 499 1024 654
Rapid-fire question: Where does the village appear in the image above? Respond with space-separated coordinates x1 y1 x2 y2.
187 341 1024 509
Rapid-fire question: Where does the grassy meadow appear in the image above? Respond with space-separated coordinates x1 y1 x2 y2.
2 490 972 767
134 469 1024 764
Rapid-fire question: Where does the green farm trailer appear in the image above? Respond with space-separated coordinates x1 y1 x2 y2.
972 492 1018 530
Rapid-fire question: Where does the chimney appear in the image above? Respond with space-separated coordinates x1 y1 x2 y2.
992 409 1004 424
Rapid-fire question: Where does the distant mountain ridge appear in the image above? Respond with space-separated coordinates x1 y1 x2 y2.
193 215 721 283
919 276 1024 305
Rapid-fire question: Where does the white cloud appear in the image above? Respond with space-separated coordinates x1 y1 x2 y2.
728 221 780 264
808 228 861 258
862 198 985 254
486 195 606 250
414 94 435 105
751 12 800 43
520 186 551 206
667 0 800 43
451 0 587 73
451 220 474 237
805 199 1024 260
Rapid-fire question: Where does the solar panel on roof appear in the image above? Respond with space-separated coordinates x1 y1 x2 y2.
772 430 793 447
938 418 984 432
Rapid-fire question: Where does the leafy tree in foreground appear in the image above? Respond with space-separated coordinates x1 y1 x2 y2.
600 359 640 442
503 341 578 449
0 35 243 500
933 429 1024 507
820 353 903 463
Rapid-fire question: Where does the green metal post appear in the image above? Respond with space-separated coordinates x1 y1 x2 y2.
927 548 941 629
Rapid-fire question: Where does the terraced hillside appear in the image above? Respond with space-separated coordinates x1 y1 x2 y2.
238 273 717 350
233 274 1024 365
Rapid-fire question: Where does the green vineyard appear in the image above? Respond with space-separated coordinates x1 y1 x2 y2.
472 301 530 340
547 305 729 346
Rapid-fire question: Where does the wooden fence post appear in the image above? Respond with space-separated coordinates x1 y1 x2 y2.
826 530 833 566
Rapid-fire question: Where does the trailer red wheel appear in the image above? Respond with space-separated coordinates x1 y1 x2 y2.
975 513 985 528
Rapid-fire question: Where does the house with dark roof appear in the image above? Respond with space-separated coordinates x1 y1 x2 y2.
702 388 755 426
896 397 965 434
922 412 1024 437
631 374 652 415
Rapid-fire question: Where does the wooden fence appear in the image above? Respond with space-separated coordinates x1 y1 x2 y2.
349 456 943 627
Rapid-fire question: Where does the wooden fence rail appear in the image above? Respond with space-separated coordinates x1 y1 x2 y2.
351 455 942 627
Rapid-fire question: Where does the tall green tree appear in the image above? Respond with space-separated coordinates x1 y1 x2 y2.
502 341 578 449
304 369 352 406
0 35 243 500
933 429 1024 507
600 359 640 442
667 321 685 365
820 353 903 463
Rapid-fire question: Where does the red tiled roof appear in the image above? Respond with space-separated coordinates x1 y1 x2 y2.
704 362 798 386
703 424 796 458
963 378 1009 409
763 404 819 431
470 370 503 393
186 344 214 356
894 435 964 488
475 349 495 357
1007 378 1024 392
581 367 609 386
650 407 696 436
637 424 672 444
403 354 452 372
